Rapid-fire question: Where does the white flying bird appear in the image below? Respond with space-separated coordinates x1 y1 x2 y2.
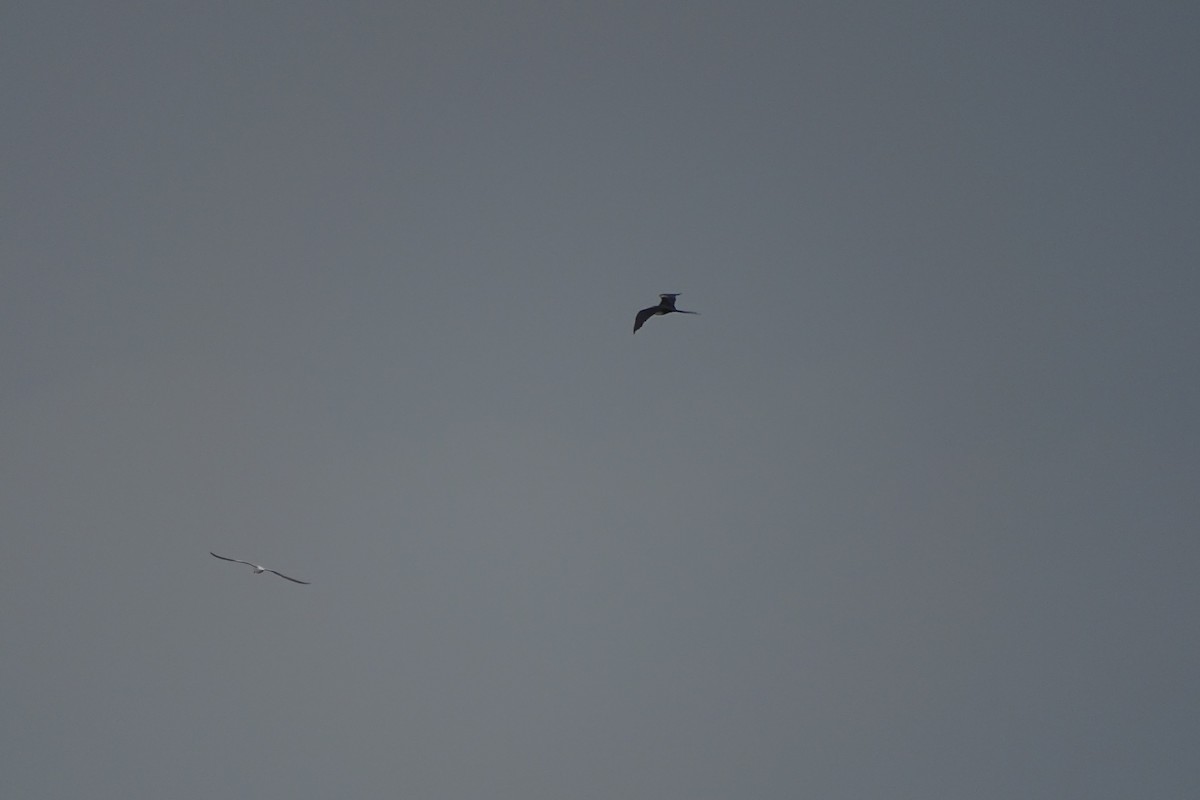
210 552 310 584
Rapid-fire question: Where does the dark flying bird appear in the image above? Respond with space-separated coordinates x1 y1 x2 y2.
633 293 699 333
210 552 310 584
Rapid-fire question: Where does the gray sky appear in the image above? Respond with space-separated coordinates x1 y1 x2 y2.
3 2 1198 797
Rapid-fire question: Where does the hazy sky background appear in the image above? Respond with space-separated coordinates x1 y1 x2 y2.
3 2 1198 797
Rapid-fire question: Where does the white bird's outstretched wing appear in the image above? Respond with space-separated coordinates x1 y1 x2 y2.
266 569 310 585
210 552 258 568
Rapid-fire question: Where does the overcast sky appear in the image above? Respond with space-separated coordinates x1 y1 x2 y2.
3 2 1198 798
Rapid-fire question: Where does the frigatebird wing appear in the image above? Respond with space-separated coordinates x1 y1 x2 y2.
634 305 658 333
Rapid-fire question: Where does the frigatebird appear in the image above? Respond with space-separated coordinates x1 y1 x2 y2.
633 293 698 333
210 552 310 584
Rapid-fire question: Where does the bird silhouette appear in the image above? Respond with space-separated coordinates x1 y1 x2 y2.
210 552 310 584
633 293 698 333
